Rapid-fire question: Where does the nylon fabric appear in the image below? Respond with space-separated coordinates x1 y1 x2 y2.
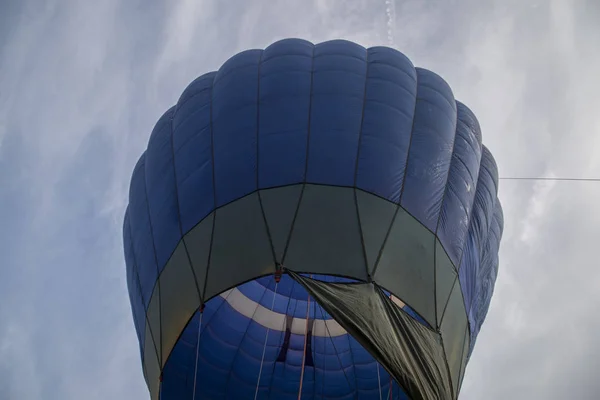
127 155 159 309
467 203 504 356
288 271 452 400
160 274 410 399
354 47 416 202
144 106 181 271
399 68 457 232
436 102 482 267
457 146 500 348
123 208 145 356
172 71 217 233
258 39 313 188
123 38 504 400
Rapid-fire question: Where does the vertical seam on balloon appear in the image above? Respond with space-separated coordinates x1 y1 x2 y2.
269 283 303 399
345 330 359 400
434 239 439 330
170 99 204 305
397 68 420 207
312 297 318 400
456 323 470 395
370 66 419 278
321 304 326 397
457 155 492 271
280 43 315 265
473 164 496 249
454 151 495 351
372 284 424 399
285 293 305 395
254 280 280 399
223 283 271 397
142 147 166 369
438 276 456 329
200 74 218 303
432 98 459 329
438 276 459 399
297 277 311 399
127 217 160 390
437 330 456 400
128 234 149 382
475 161 499 253
451 322 468 399
348 45 370 398
314 293 357 395
438 273 469 399
254 51 278 265
317 306 331 396
266 277 298 399
353 47 371 283
466 192 498 349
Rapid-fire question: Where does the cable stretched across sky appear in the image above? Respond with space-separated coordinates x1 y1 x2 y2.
500 177 600 182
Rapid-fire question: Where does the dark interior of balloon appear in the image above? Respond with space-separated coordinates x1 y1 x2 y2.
160 273 418 399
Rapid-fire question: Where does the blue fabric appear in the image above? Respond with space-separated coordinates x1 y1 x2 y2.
354 47 416 202
457 146 502 353
123 207 145 360
400 68 457 232
259 40 313 188
127 155 159 308
123 38 504 398
161 275 409 399
213 49 262 207
145 106 182 271
467 202 504 356
437 101 483 266
172 72 217 233
238 275 355 319
305 41 366 186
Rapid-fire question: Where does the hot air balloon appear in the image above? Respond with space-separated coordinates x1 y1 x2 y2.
123 38 503 400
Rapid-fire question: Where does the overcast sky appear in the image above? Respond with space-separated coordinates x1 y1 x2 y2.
1 0 599 399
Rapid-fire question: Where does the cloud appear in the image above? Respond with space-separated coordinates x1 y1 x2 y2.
0 0 598 399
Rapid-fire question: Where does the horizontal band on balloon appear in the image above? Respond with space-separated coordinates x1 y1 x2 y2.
137 185 469 399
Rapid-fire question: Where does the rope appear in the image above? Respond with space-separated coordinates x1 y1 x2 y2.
297 280 312 400
191 306 204 400
254 282 279 400
377 364 382 400
389 294 394 400
500 177 600 182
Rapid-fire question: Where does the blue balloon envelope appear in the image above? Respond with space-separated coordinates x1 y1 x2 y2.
123 38 503 400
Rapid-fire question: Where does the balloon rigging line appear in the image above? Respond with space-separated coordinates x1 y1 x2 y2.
315 299 356 395
191 310 204 400
254 282 279 400
388 293 394 400
377 364 383 400
297 281 311 400
190 289 235 399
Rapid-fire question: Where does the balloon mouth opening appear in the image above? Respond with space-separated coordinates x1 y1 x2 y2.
158 273 418 399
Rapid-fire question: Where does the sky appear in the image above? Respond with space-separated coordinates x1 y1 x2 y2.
1 0 599 399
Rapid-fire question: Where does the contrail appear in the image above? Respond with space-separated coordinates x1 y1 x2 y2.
385 0 396 47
